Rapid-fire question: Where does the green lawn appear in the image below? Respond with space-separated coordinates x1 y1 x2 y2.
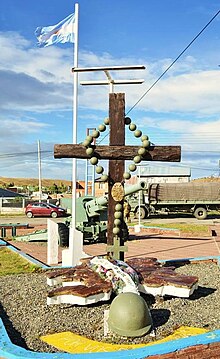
129 222 210 235
0 247 40 276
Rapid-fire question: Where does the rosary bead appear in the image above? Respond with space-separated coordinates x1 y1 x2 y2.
115 203 123 211
124 117 131 125
141 135 149 141
142 139 150 148
86 147 94 156
123 172 131 180
133 155 142 163
98 124 106 132
129 123 137 131
96 166 104 174
104 117 110 125
134 129 142 137
92 130 100 138
101 174 108 182
129 163 137 172
90 157 98 165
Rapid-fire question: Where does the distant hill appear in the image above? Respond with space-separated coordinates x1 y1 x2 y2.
1 176 219 189
0 177 71 188
192 177 220 183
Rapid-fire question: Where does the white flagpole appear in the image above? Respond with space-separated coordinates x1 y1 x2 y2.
69 2 79 265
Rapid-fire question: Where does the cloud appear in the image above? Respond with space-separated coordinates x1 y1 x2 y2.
1 31 220 116
140 70 220 115
0 117 49 139
138 115 220 151
0 69 72 111
0 31 220 179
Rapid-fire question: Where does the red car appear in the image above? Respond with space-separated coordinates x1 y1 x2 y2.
25 202 67 218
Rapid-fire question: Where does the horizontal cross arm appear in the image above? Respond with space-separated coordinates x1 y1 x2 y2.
54 144 181 162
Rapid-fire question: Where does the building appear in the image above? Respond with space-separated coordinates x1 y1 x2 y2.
132 165 191 184
77 166 191 199
0 188 26 199
125 166 191 187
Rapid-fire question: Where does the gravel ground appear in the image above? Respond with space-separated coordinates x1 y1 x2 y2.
0 261 219 353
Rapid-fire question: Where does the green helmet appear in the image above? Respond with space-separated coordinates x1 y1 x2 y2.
108 292 152 337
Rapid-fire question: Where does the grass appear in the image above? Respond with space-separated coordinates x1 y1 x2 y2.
0 213 24 218
0 247 41 276
129 221 211 235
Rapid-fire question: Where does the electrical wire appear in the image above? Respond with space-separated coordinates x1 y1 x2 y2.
126 9 220 115
0 150 52 159
1 12 220 178
95 9 220 145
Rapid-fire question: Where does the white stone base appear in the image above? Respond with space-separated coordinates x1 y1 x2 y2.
139 282 198 298
47 290 112 306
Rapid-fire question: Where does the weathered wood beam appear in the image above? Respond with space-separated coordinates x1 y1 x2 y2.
108 93 125 258
54 144 181 162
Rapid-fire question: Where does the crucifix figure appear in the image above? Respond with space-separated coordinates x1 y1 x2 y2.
54 93 181 262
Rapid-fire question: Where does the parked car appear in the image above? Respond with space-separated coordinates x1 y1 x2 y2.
25 202 67 218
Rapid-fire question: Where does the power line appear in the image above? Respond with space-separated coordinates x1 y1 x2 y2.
96 10 220 145
0 150 52 159
126 9 220 115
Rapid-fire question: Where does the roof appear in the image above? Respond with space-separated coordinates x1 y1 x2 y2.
0 188 25 198
139 166 191 177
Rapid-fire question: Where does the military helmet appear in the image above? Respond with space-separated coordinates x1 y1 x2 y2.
108 292 152 337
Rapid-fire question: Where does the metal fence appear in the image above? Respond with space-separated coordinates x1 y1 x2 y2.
0 198 57 209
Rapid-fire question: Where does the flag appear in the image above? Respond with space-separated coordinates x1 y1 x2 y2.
35 13 75 47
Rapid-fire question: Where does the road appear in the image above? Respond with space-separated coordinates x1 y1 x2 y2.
0 215 67 226
1 214 220 226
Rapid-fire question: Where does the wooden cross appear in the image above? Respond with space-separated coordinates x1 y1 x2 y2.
107 237 128 261
54 93 181 261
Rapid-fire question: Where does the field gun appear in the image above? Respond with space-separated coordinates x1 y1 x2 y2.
60 181 147 246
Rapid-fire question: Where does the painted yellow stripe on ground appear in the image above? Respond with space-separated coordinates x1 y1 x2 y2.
40 326 208 354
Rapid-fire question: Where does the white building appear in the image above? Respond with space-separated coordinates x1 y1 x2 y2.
127 165 191 185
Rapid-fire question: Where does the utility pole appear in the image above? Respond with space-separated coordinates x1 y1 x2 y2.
37 140 42 203
85 128 96 196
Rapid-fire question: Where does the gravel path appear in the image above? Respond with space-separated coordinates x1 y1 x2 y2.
0 261 219 353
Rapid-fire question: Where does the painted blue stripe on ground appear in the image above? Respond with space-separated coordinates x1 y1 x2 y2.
5 243 50 269
161 255 220 266
0 238 8 245
1 245 220 358
1 318 220 359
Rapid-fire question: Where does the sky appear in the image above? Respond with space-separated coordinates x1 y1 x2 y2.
0 0 220 183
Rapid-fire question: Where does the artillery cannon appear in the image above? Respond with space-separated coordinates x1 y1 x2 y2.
60 181 147 246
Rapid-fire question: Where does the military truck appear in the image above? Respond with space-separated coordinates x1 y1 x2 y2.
127 182 220 220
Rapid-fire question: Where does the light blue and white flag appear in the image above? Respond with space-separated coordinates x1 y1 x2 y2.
35 13 75 47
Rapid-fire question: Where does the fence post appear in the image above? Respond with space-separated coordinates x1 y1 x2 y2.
1 227 6 238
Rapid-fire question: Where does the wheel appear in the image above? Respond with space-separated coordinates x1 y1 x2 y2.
51 211 58 218
194 207 207 220
135 207 148 220
26 211 33 218
122 222 129 241
58 223 69 247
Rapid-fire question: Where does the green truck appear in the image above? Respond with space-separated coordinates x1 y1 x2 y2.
127 181 220 220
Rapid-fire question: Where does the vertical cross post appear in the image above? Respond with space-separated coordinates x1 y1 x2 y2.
107 93 127 261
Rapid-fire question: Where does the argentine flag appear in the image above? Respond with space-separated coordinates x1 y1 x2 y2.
35 13 75 47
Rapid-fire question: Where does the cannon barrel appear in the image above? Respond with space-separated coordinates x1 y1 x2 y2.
95 181 147 206
124 181 147 196
85 181 147 217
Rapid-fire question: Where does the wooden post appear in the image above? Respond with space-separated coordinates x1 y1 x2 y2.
107 93 125 260
54 92 181 263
